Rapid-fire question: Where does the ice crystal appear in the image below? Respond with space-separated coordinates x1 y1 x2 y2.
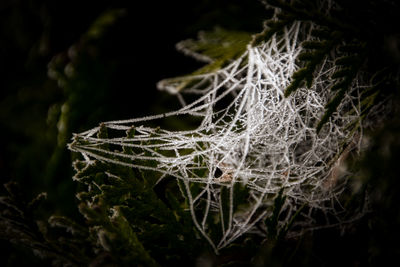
70 22 368 252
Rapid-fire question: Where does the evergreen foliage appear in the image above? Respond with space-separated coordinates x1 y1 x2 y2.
158 28 252 94
72 125 206 266
0 181 92 266
253 0 399 132
1 0 399 266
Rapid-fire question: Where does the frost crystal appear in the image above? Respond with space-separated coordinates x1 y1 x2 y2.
70 22 368 252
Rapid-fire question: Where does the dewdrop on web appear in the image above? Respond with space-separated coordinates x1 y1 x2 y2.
69 19 378 253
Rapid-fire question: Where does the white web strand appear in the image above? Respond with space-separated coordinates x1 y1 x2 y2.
69 21 367 253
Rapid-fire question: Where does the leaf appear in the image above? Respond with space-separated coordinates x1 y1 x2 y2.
177 28 252 63
331 68 352 79
311 28 331 39
158 28 252 93
86 9 126 40
277 203 305 240
27 192 47 213
316 86 348 133
335 55 361 66
220 186 231 232
297 51 316 61
302 40 326 50
48 215 88 237
265 188 286 239
107 207 160 267
284 68 308 96
338 43 365 53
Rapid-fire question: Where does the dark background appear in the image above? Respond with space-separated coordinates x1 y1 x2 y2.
0 0 265 265
1 1 400 266
0 0 265 213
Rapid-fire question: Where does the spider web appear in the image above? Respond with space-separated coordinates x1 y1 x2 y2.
69 22 369 252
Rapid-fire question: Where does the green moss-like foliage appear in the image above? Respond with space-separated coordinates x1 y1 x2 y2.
72 126 208 266
253 0 399 133
158 28 252 92
2 1 400 266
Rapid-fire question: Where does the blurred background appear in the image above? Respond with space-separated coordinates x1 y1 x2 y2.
0 0 264 264
0 0 265 216
1 0 400 266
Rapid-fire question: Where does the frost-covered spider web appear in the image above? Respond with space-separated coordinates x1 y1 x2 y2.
69 22 368 252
